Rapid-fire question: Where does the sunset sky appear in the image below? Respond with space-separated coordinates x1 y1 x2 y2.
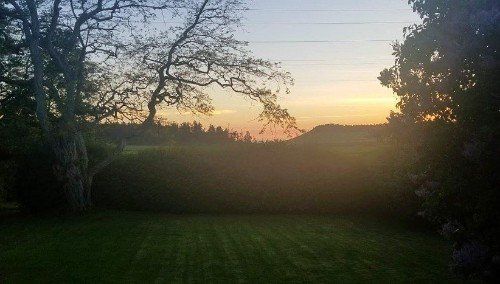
160 0 422 139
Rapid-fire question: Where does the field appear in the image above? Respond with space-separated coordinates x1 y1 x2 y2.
0 211 455 283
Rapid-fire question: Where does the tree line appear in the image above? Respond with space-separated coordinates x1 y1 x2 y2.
99 121 255 145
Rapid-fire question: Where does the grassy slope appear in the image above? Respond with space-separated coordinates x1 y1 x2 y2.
1 211 455 283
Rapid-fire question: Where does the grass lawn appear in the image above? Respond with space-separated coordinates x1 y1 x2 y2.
1 211 456 283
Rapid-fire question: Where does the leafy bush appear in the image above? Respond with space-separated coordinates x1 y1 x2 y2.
0 160 16 204
378 0 500 278
398 123 500 279
0 115 64 212
14 145 66 213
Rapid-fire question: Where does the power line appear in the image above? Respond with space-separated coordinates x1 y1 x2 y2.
276 59 328 62
271 60 394 66
237 21 413 25
283 63 391 66
145 21 413 25
296 79 381 82
244 8 411 12
248 39 393 44
271 58 394 61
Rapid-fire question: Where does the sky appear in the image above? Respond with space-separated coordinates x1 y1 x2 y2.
160 0 421 139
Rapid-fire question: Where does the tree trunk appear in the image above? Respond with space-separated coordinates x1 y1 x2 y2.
49 128 125 212
51 130 91 212
53 159 88 212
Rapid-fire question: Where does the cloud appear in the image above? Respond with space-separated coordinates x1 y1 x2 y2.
157 109 237 117
297 114 379 121
339 97 396 105
211 109 237 115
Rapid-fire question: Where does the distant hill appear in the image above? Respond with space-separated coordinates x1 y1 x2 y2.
290 124 387 145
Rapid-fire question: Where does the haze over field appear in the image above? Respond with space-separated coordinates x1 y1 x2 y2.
161 0 421 138
1 0 497 281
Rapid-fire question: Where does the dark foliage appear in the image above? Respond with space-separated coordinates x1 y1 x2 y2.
14 145 66 213
0 114 113 212
379 0 500 279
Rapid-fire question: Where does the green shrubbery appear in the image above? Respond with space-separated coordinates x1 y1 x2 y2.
0 122 115 212
93 143 412 216
14 138 116 213
14 145 66 212
378 0 500 278
0 160 16 205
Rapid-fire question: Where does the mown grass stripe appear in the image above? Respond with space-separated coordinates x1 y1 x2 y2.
0 212 455 283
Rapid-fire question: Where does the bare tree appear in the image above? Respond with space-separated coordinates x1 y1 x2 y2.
0 0 296 212
126 0 294 128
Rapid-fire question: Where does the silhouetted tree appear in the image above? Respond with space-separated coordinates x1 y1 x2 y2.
0 0 296 212
242 131 253 143
379 0 499 279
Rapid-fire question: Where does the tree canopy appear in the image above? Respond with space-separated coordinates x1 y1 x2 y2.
0 0 296 211
379 0 499 279
380 0 499 126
